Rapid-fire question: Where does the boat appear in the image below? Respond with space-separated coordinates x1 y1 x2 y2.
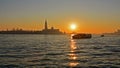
101 35 104 37
72 33 92 39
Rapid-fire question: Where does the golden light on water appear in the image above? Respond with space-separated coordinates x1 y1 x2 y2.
68 54 77 60
69 62 79 67
68 39 79 67
70 40 77 50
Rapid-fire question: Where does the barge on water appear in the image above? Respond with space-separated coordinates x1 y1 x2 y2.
72 33 92 39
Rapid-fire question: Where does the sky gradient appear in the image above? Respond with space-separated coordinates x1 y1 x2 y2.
0 0 120 33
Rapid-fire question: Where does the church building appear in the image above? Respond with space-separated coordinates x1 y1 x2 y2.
41 20 63 34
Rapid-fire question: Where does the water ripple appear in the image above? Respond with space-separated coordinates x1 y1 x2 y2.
0 35 120 67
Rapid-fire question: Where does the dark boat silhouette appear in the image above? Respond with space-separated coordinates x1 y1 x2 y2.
101 35 104 37
72 34 92 39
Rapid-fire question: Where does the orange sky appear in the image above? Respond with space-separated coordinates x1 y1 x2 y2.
0 0 120 34
0 18 119 34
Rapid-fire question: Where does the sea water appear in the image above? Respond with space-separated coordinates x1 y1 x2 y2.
0 34 119 68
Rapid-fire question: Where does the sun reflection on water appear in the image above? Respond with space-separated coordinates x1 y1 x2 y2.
68 37 79 67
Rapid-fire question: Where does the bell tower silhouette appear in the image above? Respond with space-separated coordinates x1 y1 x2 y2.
45 20 48 30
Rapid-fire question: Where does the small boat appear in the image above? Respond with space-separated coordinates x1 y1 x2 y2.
72 34 92 39
101 35 104 37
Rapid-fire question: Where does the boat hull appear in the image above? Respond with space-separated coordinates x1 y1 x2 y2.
72 34 92 39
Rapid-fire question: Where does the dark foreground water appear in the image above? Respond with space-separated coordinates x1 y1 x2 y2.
0 34 120 68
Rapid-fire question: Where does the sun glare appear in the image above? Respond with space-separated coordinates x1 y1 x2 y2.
70 24 76 30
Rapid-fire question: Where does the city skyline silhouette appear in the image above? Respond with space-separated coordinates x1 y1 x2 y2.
0 19 64 34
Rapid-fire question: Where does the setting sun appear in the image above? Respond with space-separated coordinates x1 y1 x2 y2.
70 24 76 30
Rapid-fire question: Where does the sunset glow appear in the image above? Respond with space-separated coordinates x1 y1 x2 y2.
70 24 76 30
0 0 120 67
0 0 120 34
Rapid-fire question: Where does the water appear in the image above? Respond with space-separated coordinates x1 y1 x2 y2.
0 34 120 68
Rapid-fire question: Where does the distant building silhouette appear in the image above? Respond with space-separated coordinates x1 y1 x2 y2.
45 20 48 30
114 29 120 35
41 20 63 34
0 19 63 34
103 29 120 35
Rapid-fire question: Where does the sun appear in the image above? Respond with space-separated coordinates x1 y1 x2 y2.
70 24 76 30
